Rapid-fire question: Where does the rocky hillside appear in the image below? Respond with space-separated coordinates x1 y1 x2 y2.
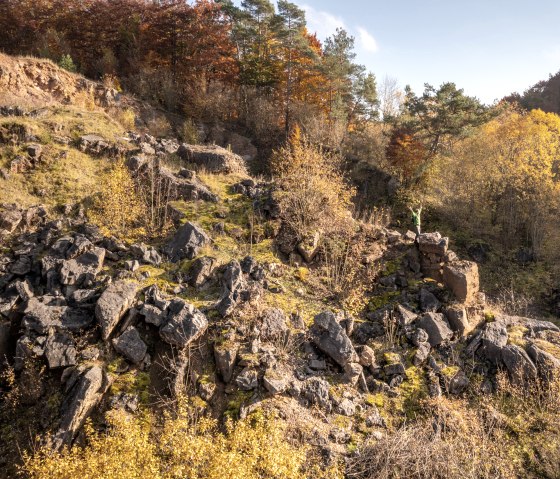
1 55 560 479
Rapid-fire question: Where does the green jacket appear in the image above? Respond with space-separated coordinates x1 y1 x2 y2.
411 209 421 226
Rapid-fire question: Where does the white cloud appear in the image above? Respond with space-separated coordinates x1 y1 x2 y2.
357 27 379 53
301 4 346 40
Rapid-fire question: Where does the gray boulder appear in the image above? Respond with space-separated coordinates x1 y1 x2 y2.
159 299 208 348
95 281 139 340
235 368 258 391
444 305 469 335
310 311 359 367
260 308 288 341
303 377 331 410
165 222 210 262
443 260 479 303
187 256 216 287
527 343 560 381
44 331 77 368
176 144 247 175
263 370 289 395
52 366 109 449
448 370 469 395
22 296 94 334
480 322 508 363
336 398 356 416
130 243 161 266
112 327 147 364
418 232 449 256
0 207 22 233
60 247 105 287
413 341 431 366
395 304 417 326
417 313 453 347
502 344 538 385
139 303 165 327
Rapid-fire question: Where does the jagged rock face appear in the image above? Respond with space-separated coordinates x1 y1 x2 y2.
112 327 147 364
95 280 139 340
165 222 210 263
310 311 359 368
22 296 94 334
416 313 453 347
159 298 208 348
443 260 479 303
52 366 109 450
176 143 248 175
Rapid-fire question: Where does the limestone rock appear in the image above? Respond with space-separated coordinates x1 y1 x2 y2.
112 327 147 364
96 281 139 340
214 342 238 383
502 344 538 385
44 331 77 368
260 308 288 342
444 305 469 335
417 313 453 347
418 232 449 256
53 366 108 449
187 256 216 287
176 143 247 175
60 247 105 287
165 222 210 263
310 311 359 367
480 321 508 364
443 260 479 303
23 296 93 334
159 299 208 348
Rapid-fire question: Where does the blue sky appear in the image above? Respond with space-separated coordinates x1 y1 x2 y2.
237 0 560 104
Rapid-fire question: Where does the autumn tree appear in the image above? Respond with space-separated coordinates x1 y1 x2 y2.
431 108 560 258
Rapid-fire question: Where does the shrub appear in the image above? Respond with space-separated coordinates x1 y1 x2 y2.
88 159 144 237
58 54 77 73
21 406 343 479
270 127 355 240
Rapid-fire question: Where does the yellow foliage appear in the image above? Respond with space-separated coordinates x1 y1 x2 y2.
21 406 343 479
430 108 560 258
270 127 355 239
88 159 144 238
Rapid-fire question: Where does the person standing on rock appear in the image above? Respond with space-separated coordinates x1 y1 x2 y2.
408 205 422 239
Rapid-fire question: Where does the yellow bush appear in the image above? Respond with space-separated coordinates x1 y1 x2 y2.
88 159 144 238
21 405 343 479
270 126 355 239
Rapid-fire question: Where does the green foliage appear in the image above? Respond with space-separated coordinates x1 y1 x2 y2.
58 53 77 72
